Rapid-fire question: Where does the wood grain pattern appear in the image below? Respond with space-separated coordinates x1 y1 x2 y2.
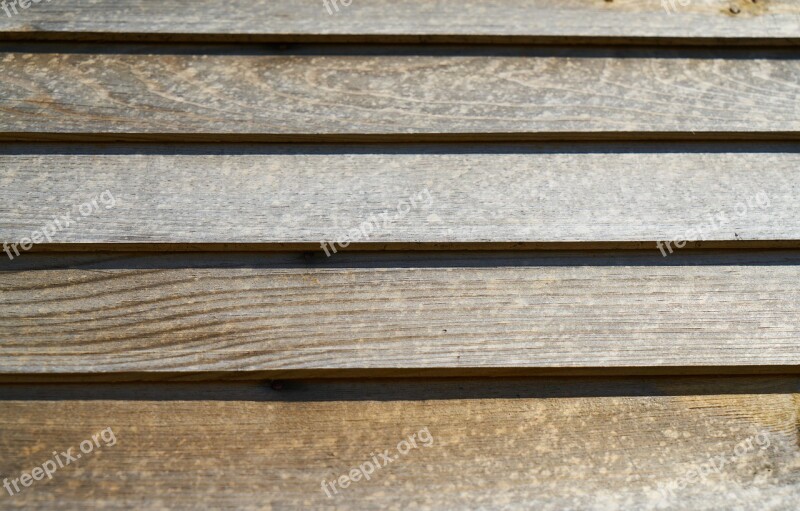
3 2 800 510
0 377 798 509
2 250 800 374
0 0 798 44
2 47 800 140
1 143 798 246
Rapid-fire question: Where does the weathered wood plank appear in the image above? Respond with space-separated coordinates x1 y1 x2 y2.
0 143 797 246
1 48 799 141
0 0 798 45
2 250 800 374
0 377 798 509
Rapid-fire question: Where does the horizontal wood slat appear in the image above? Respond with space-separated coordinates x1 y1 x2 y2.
1 377 798 509
0 0 798 45
3 1 799 509
1 143 798 246
1 47 799 141
2 251 800 375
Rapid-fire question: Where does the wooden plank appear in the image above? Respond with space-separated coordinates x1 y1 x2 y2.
1 143 798 246
2 250 800 375
1 47 800 141
0 377 798 509
0 0 798 45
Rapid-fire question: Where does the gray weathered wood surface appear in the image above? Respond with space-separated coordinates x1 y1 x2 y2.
2 0 800 509
0 0 798 44
2 48 800 140
2 251 799 374
0 143 796 246
0 377 798 509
